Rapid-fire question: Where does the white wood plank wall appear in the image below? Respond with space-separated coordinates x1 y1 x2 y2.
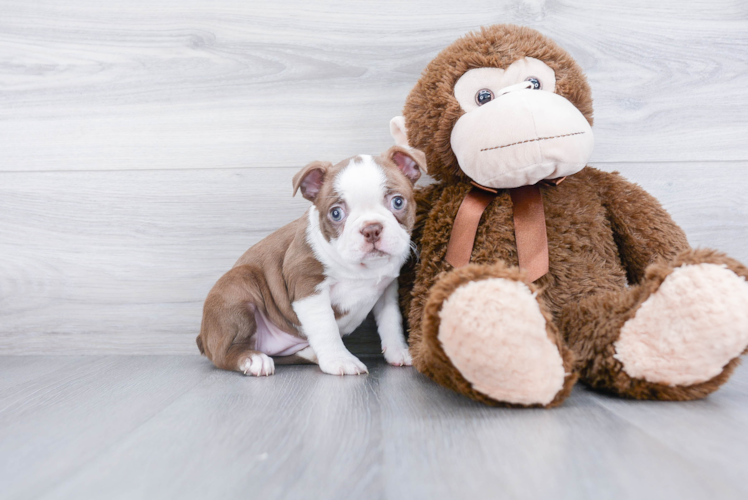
1 1 747 354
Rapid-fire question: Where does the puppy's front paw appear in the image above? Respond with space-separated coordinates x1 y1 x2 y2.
239 353 275 377
383 345 412 367
318 352 368 376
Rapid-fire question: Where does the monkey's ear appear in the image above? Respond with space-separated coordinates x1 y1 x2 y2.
293 161 332 201
384 145 427 183
389 116 410 148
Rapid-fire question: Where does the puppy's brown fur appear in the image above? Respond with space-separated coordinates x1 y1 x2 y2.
197 214 322 370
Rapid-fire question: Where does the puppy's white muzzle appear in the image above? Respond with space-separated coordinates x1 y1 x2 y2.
341 213 410 267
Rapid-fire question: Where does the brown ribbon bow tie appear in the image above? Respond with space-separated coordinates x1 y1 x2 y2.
444 178 566 282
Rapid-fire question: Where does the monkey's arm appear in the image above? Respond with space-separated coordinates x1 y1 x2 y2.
591 168 690 284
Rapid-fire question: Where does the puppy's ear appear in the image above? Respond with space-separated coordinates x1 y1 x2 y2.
384 145 427 184
293 161 332 202
390 116 410 148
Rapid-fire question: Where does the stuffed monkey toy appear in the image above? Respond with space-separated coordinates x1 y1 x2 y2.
391 24 748 407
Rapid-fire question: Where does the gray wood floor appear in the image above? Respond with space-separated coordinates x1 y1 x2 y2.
1 355 747 500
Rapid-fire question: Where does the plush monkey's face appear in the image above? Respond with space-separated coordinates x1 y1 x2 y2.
392 25 595 189
449 57 593 188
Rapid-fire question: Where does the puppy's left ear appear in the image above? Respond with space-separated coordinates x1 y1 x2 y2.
384 145 427 184
293 161 332 201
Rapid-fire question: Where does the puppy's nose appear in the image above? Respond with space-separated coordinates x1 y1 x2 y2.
361 223 383 243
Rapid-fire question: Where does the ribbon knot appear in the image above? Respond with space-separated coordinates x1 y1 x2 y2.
444 178 565 282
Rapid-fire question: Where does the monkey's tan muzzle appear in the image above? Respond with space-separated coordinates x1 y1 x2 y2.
451 85 594 189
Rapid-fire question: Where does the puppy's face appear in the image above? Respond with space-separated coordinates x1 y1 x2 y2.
293 146 427 268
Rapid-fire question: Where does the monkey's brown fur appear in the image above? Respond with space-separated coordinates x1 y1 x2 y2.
403 25 593 186
399 25 748 407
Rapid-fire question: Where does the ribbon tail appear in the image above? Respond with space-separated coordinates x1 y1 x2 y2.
509 185 549 282
445 188 496 268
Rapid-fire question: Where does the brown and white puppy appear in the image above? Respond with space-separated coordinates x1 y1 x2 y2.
197 146 426 376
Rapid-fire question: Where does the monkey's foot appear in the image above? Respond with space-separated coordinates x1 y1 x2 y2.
615 263 748 387
438 277 569 406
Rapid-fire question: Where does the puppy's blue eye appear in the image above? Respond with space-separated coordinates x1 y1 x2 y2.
391 196 405 211
475 89 494 106
329 207 345 222
525 77 541 90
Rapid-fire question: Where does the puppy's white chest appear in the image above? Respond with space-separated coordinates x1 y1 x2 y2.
330 277 392 335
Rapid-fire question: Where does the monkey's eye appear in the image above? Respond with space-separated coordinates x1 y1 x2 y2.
475 89 494 106
329 206 346 222
525 77 541 90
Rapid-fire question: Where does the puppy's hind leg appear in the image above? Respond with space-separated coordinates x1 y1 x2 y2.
197 265 275 376
235 349 275 377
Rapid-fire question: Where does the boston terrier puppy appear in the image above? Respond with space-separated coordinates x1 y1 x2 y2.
197 146 426 376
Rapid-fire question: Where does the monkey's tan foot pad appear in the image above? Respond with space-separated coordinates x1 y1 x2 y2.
438 278 566 405
615 264 748 386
